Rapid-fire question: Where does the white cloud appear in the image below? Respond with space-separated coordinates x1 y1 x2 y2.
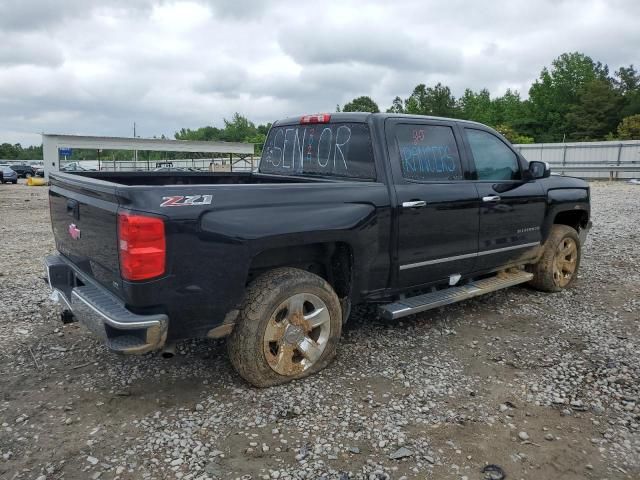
0 0 638 145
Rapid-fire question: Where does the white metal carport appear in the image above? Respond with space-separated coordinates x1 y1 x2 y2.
42 134 255 179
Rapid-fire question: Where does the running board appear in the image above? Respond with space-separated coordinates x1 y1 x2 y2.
379 270 533 320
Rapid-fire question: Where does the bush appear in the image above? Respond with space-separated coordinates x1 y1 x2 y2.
495 124 534 144
617 114 640 140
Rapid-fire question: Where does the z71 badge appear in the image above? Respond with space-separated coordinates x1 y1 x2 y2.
160 195 213 207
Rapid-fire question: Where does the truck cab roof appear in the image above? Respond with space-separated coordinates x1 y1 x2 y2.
273 112 489 128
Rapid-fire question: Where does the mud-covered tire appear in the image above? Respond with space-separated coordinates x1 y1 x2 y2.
529 224 581 292
227 267 342 387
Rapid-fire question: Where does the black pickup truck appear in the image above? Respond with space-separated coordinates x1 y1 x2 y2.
45 113 591 387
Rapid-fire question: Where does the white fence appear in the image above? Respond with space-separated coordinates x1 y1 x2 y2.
92 157 257 172
514 140 640 179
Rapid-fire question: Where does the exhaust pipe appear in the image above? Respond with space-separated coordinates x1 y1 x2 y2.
161 342 176 358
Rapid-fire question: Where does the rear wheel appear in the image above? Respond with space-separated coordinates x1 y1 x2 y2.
529 224 581 292
228 267 342 387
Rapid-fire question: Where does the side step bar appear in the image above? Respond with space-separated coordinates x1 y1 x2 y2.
379 270 533 320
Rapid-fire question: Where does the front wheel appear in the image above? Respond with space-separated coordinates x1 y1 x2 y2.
228 267 342 387
529 224 581 292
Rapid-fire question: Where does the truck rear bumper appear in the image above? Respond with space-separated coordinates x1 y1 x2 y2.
44 254 168 354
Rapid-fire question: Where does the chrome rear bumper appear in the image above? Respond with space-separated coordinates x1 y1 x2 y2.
44 254 168 354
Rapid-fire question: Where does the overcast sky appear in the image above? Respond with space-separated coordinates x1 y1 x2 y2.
0 0 638 146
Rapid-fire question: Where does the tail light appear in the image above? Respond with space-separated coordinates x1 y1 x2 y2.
118 212 166 281
300 113 331 124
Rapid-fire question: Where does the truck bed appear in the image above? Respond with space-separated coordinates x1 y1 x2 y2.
68 171 326 186
47 169 390 340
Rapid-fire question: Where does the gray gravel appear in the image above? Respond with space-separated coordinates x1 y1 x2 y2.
0 180 639 479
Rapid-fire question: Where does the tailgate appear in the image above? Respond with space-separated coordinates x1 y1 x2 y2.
49 174 121 295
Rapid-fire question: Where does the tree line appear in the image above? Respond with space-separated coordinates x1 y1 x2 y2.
339 52 640 143
1 51 638 161
0 143 44 160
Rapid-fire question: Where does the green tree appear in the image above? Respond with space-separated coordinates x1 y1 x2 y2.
565 79 623 140
0 143 21 159
458 88 493 124
341 96 380 113
175 113 269 155
528 52 610 141
219 113 257 142
614 65 640 118
404 83 458 117
175 125 222 141
386 96 405 113
492 89 529 128
18 144 43 160
456 88 531 140
614 65 640 92
257 123 271 136
617 114 640 139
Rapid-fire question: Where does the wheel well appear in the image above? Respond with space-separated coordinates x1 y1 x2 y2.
554 210 588 231
248 242 353 299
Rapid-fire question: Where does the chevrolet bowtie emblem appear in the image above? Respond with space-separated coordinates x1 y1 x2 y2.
68 223 81 240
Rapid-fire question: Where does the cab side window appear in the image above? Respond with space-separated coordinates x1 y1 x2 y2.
465 129 520 180
395 124 463 181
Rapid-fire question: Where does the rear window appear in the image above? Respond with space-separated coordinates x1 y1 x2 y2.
259 123 376 180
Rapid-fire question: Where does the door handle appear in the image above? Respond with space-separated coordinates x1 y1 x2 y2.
482 195 501 202
402 200 427 208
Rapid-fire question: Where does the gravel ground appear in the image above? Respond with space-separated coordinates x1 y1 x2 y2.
1 179 639 480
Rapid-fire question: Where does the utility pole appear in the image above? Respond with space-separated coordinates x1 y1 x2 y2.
133 122 138 166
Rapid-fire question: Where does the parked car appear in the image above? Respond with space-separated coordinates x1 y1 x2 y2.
30 163 44 175
10 164 35 178
60 162 86 172
44 112 591 387
34 166 45 177
0 166 18 183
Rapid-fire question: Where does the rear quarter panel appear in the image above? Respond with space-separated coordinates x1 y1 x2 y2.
122 181 391 339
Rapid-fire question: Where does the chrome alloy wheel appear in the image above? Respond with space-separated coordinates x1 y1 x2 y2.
553 237 578 287
263 293 331 376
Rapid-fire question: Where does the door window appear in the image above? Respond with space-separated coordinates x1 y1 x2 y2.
465 129 520 180
395 125 463 181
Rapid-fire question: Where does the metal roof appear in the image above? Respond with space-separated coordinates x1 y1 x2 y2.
42 133 254 154
41 133 254 179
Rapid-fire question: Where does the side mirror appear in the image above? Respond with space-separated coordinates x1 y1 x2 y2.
528 161 550 179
